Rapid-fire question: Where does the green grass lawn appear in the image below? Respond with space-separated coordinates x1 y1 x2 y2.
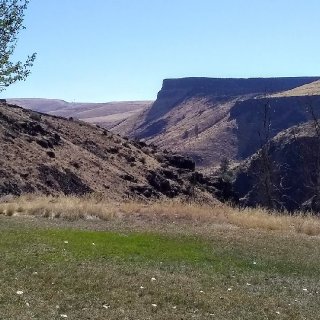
0 216 319 319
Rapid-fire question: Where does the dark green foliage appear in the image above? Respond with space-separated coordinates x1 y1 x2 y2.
218 157 233 182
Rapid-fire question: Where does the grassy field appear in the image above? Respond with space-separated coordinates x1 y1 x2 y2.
1 199 320 320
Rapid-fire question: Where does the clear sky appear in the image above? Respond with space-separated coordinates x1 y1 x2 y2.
3 0 320 102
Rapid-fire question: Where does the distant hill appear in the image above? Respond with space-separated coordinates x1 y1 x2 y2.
7 98 152 129
0 101 217 201
112 77 320 169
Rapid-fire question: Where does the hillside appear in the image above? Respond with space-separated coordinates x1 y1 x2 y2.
112 77 320 168
233 121 320 212
0 101 216 201
7 98 152 129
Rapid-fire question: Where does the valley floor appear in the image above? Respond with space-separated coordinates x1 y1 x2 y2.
0 199 320 319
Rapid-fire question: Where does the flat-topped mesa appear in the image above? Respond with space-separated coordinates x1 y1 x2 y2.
111 76 320 169
159 77 320 98
147 76 320 124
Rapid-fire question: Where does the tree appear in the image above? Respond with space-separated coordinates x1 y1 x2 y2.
218 157 232 182
0 0 36 91
254 98 284 210
194 124 199 138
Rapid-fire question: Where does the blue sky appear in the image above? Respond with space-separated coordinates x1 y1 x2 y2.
3 0 320 102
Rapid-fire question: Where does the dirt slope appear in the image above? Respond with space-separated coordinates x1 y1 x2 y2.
0 102 216 201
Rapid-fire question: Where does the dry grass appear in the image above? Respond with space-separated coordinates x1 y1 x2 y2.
270 79 320 97
1 194 320 236
0 194 119 220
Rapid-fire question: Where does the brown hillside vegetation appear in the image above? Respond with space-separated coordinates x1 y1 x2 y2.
0 101 215 201
112 77 320 169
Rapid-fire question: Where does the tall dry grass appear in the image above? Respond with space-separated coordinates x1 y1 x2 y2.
0 194 119 220
0 194 320 236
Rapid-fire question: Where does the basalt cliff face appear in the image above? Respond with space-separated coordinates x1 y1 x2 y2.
0 102 218 201
112 77 320 169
